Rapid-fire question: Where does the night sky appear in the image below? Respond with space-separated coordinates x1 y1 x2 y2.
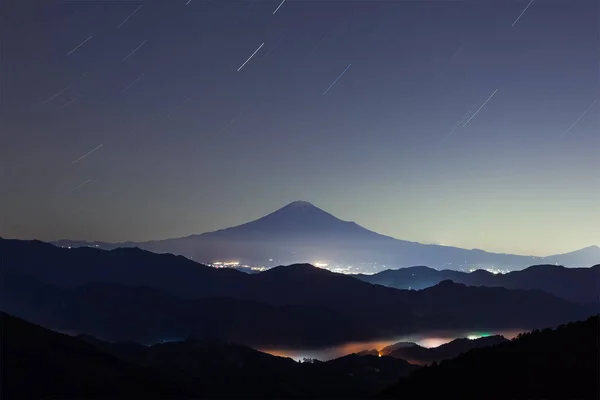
1 0 598 256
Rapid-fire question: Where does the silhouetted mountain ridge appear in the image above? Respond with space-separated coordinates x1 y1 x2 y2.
2 239 597 348
0 237 247 299
357 263 600 303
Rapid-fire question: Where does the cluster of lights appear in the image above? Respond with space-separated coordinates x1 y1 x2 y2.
208 261 267 272
467 267 509 275
467 333 491 340
207 258 514 276
312 261 390 275
314 262 367 274
212 261 240 267
61 244 101 249
486 267 508 275
331 266 353 274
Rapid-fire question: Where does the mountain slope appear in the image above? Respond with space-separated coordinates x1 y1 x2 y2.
0 312 188 399
50 201 599 271
544 245 600 266
378 315 600 400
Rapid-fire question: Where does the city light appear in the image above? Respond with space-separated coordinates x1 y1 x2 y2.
468 333 491 340
208 261 267 272
212 261 240 267
468 267 509 275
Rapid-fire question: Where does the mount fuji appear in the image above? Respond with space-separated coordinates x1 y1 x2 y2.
52 201 599 272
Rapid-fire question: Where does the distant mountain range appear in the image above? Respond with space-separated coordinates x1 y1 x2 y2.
49 201 600 272
356 264 600 304
1 238 597 347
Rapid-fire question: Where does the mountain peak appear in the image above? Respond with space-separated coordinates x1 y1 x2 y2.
205 200 376 238
285 200 315 208
271 200 349 220
272 200 333 216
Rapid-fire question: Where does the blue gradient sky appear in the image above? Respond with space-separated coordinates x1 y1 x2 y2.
1 0 598 256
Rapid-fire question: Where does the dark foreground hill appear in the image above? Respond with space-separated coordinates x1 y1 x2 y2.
3 312 598 399
0 312 189 399
379 315 600 400
356 264 600 304
0 312 418 399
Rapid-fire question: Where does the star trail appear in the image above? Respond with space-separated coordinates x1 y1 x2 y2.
1 0 598 256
